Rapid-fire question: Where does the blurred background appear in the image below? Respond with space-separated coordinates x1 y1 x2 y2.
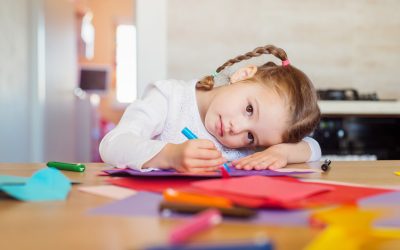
1 0 399 163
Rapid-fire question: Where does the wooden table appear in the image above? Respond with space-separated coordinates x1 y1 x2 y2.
1 161 400 250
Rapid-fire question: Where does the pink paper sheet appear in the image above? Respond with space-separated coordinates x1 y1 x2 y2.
191 176 334 203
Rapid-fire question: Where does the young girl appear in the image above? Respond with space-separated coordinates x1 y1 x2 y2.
99 45 321 173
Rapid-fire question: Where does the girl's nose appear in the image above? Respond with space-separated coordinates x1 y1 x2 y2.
229 119 246 135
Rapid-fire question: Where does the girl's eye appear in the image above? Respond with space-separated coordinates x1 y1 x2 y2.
246 104 253 115
247 132 254 144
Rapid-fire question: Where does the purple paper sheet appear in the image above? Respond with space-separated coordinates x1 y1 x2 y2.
358 191 400 206
89 191 310 226
104 167 312 178
358 191 400 228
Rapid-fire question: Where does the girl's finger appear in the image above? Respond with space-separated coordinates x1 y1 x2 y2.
187 166 221 173
233 155 258 167
191 148 222 160
195 139 218 149
237 155 267 169
189 158 227 169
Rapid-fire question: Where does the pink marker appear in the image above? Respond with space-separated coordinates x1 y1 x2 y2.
168 208 222 245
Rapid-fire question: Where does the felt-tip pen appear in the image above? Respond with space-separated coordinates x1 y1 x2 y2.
321 159 332 172
47 161 86 172
181 127 231 174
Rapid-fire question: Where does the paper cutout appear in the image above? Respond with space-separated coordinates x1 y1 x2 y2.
79 185 136 200
306 206 400 250
0 175 28 186
1 168 71 201
191 176 333 203
104 167 314 178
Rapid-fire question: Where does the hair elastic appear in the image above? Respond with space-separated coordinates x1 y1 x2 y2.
282 59 290 66
211 71 218 78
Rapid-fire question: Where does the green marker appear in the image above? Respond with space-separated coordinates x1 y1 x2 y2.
47 161 86 172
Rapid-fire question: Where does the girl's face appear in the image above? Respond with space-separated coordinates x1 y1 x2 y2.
203 82 289 149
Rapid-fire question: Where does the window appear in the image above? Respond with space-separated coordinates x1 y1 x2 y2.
116 24 136 103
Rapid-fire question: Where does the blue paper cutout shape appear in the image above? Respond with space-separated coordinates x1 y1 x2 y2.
1 168 71 201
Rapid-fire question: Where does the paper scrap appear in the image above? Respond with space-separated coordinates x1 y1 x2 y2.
79 185 136 200
1 168 71 201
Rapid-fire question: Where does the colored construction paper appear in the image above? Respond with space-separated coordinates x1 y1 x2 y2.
306 206 400 250
78 185 136 200
104 167 313 178
358 191 400 228
89 191 162 216
191 176 333 203
0 175 28 186
89 191 311 226
358 191 400 207
107 177 199 193
1 168 71 201
297 181 390 207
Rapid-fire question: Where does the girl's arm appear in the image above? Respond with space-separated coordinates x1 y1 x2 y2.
99 82 169 171
99 81 226 172
231 137 321 170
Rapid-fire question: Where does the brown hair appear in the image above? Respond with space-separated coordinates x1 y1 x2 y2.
196 45 320 143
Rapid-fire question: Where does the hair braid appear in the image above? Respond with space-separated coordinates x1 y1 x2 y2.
196 45 288 90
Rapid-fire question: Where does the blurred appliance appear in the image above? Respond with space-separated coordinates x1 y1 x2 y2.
313 89 400 160
79 65 111 93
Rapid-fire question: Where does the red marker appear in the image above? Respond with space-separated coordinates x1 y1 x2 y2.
169 208 222 245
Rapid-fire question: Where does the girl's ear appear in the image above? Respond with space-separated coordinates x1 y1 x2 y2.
230 65 258 83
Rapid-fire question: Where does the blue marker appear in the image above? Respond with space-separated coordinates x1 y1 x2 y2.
181 127 231 173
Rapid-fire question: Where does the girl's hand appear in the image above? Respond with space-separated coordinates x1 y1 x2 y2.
232 144 288 170
166 140 227 173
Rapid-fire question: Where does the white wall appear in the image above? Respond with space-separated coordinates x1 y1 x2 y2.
0 0 31 161
43 0 77 162
0 0 78 162
136 0 167 96
167 0 400 99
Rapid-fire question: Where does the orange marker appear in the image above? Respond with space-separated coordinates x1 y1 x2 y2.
163 188 232 208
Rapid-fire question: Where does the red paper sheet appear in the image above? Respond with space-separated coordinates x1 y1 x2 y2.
191 176 333 203
107 177 199 193
183 177 391 209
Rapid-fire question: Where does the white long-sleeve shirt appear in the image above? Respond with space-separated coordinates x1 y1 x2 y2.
99 79 321 171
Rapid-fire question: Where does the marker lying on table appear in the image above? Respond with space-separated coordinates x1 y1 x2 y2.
47 161 86 172
168 208 222 245
163 188 233 208
181 127 230 177
321 159 332 172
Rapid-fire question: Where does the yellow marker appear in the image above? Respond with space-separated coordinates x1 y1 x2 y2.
163 188 232 209
394 171 400 176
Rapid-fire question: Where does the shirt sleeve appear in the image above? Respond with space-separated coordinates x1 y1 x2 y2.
99 82 169 171
302 137 322 162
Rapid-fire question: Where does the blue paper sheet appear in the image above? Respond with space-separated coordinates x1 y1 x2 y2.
0 175 28 186
1 168 71 201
